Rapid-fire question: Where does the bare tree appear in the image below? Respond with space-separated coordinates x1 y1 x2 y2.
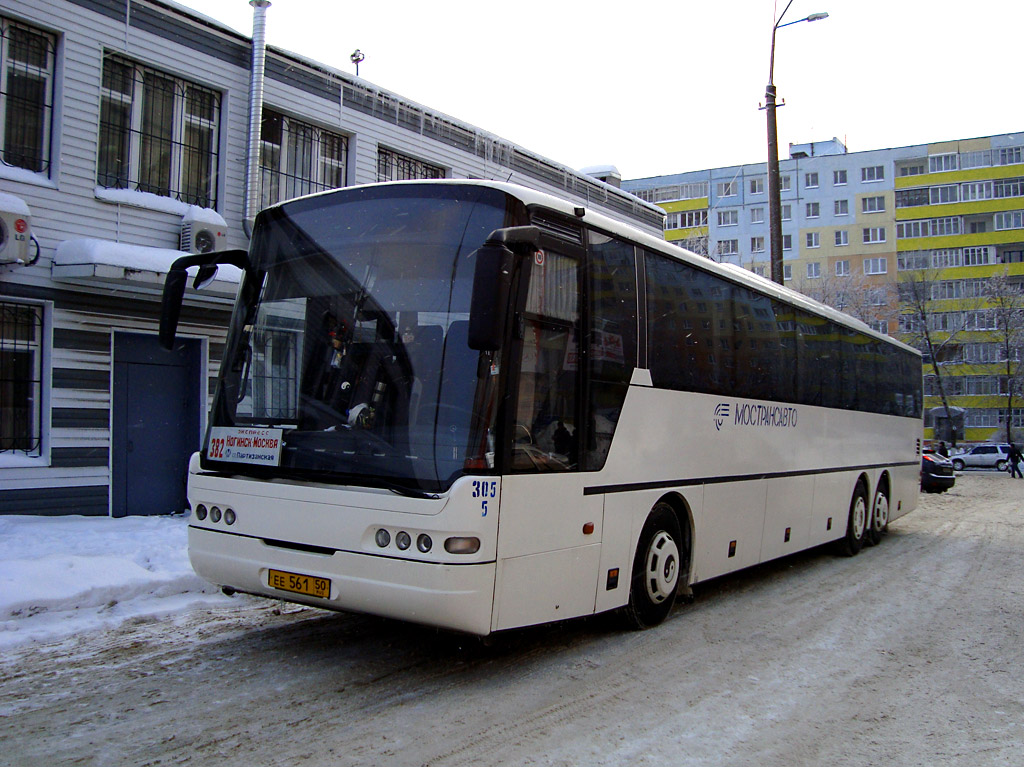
985 269 1024 444
898 268 976 447
793 271 894 330
675 233 709 259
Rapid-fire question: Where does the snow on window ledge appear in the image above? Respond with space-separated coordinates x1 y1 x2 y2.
0 453 49 469
53 238 241 291
0 164 57 190
94 187 220 219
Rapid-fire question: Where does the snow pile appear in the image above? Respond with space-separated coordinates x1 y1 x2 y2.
0 514 228 650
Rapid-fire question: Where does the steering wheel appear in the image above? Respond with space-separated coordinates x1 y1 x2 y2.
514 423 534 444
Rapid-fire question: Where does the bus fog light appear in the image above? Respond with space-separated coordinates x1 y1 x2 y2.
224 508 236 525
375 529 391 547
444 537 480 555
195 504 208 520
210 506 222 523
395 531 411 550
416 534 432 553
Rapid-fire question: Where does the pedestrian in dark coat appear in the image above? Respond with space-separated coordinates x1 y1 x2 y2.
1009 444 1023 479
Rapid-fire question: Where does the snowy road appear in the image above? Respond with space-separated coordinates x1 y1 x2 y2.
2 473 1022 767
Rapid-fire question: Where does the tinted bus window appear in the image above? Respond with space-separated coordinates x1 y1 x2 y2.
586 233 638 469
644 250 921 417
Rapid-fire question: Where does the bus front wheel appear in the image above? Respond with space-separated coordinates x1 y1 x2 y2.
836 482 868 557
623 503 682 630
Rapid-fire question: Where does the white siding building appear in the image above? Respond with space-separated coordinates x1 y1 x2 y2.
0 0 662 516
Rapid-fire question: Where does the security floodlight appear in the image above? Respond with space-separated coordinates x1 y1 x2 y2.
350 49 365 76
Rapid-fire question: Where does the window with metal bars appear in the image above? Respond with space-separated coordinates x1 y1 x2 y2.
250 326 299 420
259 109 349 207
0 301 43 455
0 17 56 174
376 147 444 182
97 53 221 207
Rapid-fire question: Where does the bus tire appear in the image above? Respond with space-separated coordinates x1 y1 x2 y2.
866 485 889 546
622 503 682 630
836 482 868 557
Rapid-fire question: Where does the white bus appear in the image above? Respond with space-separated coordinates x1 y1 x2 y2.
161 180 922 635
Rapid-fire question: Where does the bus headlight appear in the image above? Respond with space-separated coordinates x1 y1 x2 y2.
444 537 480 555
195 504 208 520
224 508 236 525
416 534 432 553
375 529 391 548
395 531 411 550
210 506 222 523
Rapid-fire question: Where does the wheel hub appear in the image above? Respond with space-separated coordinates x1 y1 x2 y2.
872 494 889 532
645 531 680 604
852 496 867 538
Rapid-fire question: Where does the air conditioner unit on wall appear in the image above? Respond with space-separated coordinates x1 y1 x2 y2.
0 193 32 265
180 207 228 255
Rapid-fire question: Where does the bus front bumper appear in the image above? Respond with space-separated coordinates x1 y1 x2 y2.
189 526 497 635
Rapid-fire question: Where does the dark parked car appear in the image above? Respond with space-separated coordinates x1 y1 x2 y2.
922 451 956 493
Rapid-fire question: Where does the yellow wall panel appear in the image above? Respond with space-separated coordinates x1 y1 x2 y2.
936 262 1024 280
895 163 1024 188
665 226 708 242
896 197 1024 220
896 230 1024 251
659 198 709 213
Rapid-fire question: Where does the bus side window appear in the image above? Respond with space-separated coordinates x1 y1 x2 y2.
512 251 579 472
585 237 638 470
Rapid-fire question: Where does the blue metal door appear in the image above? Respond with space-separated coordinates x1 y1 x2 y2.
112 333 201 516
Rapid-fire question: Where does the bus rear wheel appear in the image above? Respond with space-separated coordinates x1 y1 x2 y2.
623 503 682 630
866 486 889 547
836 482 868 557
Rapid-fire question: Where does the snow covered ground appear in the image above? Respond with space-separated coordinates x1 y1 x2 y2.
0 513 228 650
2 475 1023 766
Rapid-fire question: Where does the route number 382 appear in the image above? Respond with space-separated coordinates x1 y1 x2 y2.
471 480 498 516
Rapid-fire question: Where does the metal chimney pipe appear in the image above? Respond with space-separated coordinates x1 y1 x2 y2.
244 0 271 238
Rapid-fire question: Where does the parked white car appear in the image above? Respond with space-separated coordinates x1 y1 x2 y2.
951 444 1012 471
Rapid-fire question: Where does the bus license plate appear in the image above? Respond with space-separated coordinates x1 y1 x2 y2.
268 569 331 599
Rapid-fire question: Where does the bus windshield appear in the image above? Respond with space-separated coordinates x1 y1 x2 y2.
208 184 520 493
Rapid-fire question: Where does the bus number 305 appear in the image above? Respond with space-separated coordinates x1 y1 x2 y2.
471 480 498 516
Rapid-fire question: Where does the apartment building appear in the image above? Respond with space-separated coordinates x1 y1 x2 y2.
625 138 902 334
894 138 1024 442
623 132 1024 443
0 0 663 516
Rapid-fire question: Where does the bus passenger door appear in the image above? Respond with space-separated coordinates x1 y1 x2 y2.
492 247 603 631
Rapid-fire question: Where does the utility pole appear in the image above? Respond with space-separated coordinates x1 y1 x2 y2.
764 3 829 285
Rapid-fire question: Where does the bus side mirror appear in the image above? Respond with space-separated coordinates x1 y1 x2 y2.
468 242 514 351
193 263 219 290
160 249 251 350
160 266 189 350
468 226 541 351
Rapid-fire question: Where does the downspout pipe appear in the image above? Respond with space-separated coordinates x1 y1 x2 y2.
244 0 271 238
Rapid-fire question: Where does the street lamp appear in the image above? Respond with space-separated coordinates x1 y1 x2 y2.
765 2 828 285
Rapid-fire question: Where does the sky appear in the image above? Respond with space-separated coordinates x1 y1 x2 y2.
175 1 1020 181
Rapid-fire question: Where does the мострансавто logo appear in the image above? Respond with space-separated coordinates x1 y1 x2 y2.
715 402 798 430
713 403 730 431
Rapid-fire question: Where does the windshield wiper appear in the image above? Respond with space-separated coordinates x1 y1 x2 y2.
378 480 440 500
224 463 440 499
